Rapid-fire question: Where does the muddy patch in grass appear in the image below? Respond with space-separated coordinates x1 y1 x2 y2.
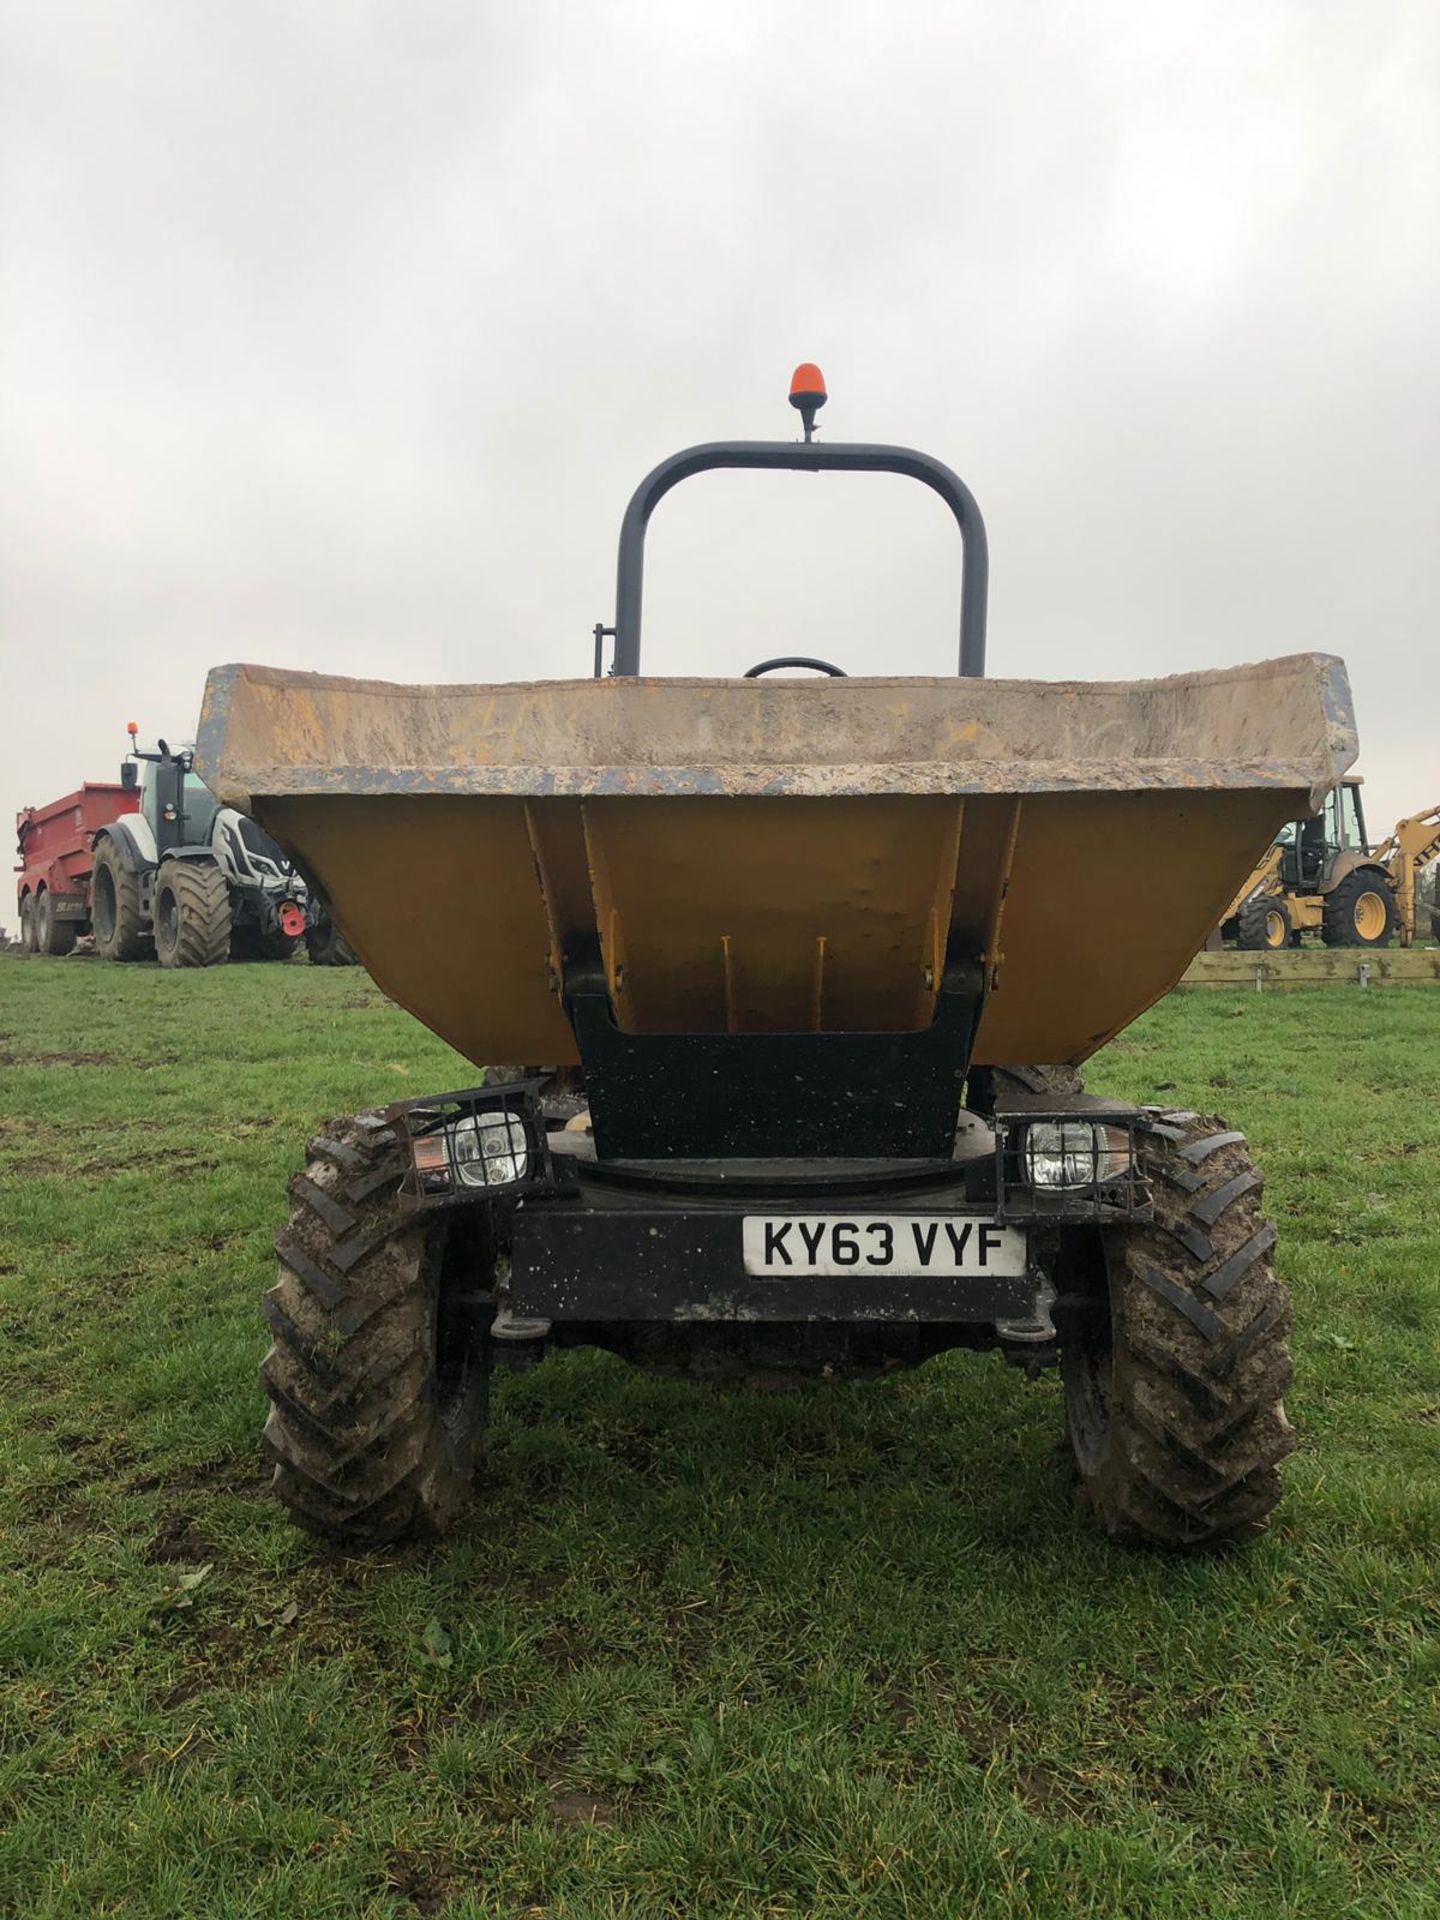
548 1786 616 1826
147 1510 220 1565
0 1049 120 1068
383 1849 464 1916
129 1456 268 1499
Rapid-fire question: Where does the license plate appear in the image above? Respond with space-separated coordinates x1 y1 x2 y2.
742 1214 1026 1279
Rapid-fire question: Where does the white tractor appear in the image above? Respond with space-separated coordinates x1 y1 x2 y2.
89 728 349 967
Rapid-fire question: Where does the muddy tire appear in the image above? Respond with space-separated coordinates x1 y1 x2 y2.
1236 895 1291 951
153 858 231 969
1062 1109 1293 1551
305 916 358 966
1321 871 1396 948
262 1115 489 1548
91 838 150 962
36 890 78 957
976 1062 1086 1114
19 894 37 953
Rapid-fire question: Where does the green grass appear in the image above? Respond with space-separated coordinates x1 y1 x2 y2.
1 953 1438 1919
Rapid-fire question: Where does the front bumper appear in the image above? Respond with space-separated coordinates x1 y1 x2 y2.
511 1201 1034 1324
387 1082 1151 1330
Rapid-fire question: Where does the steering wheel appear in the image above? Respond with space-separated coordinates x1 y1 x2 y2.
743 656 848 678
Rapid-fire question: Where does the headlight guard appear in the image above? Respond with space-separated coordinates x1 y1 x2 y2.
995 1109 1151 1223
388 1079 565 1209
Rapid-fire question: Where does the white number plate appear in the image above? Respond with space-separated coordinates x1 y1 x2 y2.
742 1215 1026 1279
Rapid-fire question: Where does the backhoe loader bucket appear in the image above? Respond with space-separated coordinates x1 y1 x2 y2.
197 652 1355 1073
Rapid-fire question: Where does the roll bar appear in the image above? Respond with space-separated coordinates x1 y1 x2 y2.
602 438 989 678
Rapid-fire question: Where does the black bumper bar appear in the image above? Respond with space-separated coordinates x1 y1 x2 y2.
511 1206 1033 1324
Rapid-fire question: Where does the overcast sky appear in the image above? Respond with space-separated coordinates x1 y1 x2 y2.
2 0 1436 865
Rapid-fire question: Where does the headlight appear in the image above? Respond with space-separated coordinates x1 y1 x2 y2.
1023 1122 1131 1190
452 1111 529 1189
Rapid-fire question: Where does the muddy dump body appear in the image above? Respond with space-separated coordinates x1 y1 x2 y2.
222 374 1357 1558
198 653 1353 1096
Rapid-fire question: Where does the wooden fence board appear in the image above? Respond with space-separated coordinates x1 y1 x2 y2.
1177 949 1440 990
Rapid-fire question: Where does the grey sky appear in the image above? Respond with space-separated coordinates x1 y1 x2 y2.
3 0 1436 858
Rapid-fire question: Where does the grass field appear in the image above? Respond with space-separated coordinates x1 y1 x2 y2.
1 953 1438 1919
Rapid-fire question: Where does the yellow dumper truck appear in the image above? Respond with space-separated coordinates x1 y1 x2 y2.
197 369 1356 1554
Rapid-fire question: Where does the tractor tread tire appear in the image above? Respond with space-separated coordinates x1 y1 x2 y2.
90 839 150 962
154 859 232 969
1236 895 1291 951
1066 1109 1293 1552
1321 871 1396 949
19 894 37 953
982 1064 1086 1114
261 1115 486 1549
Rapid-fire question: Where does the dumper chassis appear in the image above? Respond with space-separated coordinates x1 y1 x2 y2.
264 1083 1292 1553
201 371 1350 1555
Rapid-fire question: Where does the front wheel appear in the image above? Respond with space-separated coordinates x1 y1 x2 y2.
262 1115 490 1547
1061 1109 1293 1551
1321 871 1396 948
971 1062 1085 1115
153 859 231 969
18 894 37 953
1236 895 1292 951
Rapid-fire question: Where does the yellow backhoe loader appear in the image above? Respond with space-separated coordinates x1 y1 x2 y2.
1221 781 1440 949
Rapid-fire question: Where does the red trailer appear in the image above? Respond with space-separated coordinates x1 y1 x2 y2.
15 782 140 955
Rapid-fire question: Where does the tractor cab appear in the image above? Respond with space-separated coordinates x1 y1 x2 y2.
120 728 222 858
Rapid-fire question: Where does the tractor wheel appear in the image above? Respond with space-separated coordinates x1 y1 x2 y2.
261 1114 489 1547
153 859 232 969
1062 1109 1293 1551
91 839 149 962
36 890 78 957
305 917 359 966
1321 872 1396 948
1236 895 1292 950
18 894 36 953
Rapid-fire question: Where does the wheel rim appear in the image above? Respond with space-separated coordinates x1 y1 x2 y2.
1265 909 1287 947
1353 891 1387 940
94 864 116 944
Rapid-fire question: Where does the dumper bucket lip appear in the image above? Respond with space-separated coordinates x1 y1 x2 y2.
196 652 1356 813
192 651 1357 1080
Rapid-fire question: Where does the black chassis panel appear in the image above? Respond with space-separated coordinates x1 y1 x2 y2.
510 1202 1034 1324
567 956 985 1161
